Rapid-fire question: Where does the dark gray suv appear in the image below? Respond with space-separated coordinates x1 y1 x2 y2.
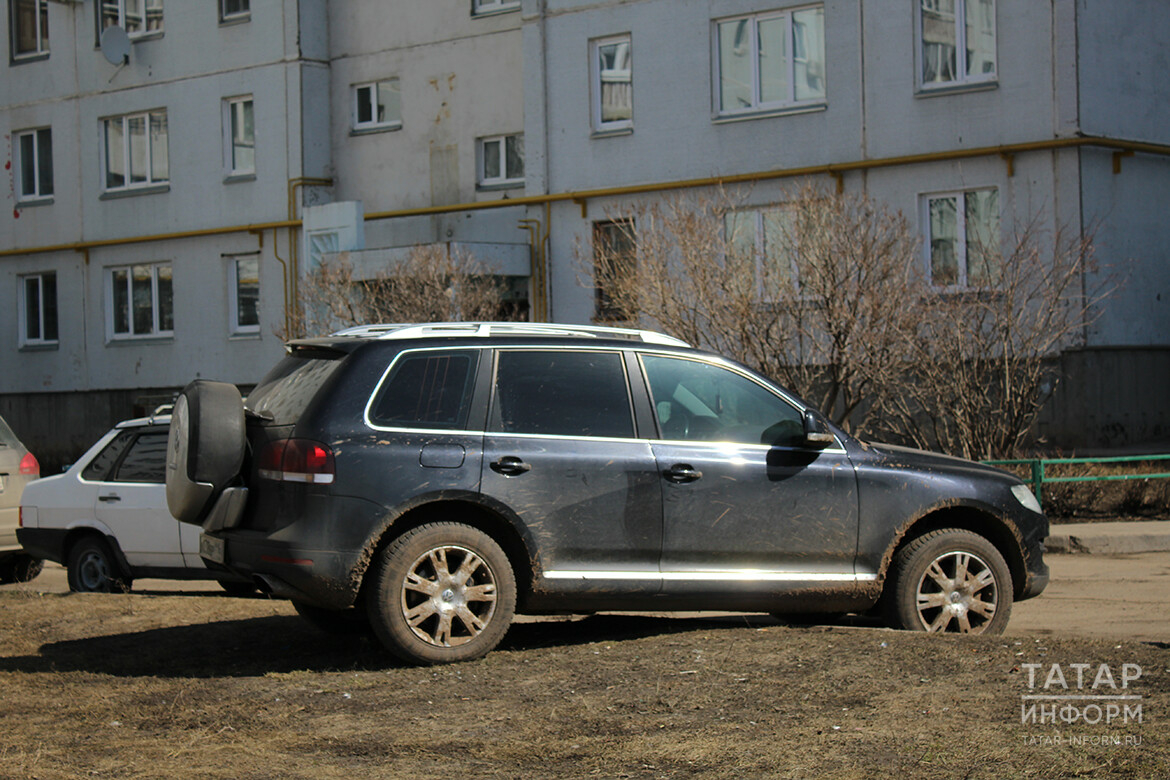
166 322 1048 664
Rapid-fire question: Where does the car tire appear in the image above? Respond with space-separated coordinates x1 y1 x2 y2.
365 522 516 665
293 600 373 636
66 536 131 593
166 380 246 525
0 554 43 584
885 528 1012 635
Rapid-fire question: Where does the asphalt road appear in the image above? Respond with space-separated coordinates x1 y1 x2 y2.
8 553 1170 643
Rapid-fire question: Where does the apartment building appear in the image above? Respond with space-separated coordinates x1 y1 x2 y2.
523 0 1169 448
2 0 1167 466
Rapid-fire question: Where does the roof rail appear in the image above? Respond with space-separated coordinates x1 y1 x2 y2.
329 322 691 347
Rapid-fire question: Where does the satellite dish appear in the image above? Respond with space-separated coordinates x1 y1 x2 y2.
100 25 131 66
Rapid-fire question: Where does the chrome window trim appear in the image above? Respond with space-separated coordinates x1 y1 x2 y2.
544 570 877 582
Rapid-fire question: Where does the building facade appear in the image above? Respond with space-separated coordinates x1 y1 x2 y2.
2 0 1167 468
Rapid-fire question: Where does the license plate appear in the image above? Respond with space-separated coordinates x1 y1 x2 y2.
200 534 226 564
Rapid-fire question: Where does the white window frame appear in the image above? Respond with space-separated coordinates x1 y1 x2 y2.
101 109 169 193
724 206 800 300
97 0 164 40
352 78 402 132
105 262 173 340
18 271 57 347
917 0 997 91
219 0 249 23
13 127 53 202
471 0 518 16
223 95 254 177
10 0 49 60
921 188 1000 289
228 255 260 335
713 6 826 118
477 133 524 188
589 34 633 133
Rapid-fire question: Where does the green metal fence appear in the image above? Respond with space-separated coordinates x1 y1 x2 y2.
984 454 1170 504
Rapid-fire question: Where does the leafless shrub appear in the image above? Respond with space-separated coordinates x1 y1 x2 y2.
876 222 1107 460
583 185 1109 459
285 244 522 338
585 183 925 434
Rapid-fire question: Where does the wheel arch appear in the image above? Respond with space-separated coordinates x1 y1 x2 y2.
62 527 134 580
355 498 536 608
882 506 1028 600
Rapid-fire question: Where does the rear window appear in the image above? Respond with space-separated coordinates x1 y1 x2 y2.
0 416 21 449
247 351 344 425
369 350 479 430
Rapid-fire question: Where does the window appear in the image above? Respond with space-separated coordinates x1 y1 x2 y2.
593 220 636 322
919 0 996 89
82 429 167 482
590 35 632 132
112 431 167 482
478 134 524 187
352 79 401 132
14 127 52 202
107 263 173 339
98 0 163 39
642 355 805 446
715 6 825 117
19 272 57 347
491 350 633 439
223 96 254 176
370 351 479 430
220 0 248 23
724 206 798 298
102 110 169 192
472 0 518 16
10 0 49 60
924 188 1000 288
229 256 259 333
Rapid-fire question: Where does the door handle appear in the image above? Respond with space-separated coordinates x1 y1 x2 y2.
98 494 121 502
490 456 531 476
664 464 702 484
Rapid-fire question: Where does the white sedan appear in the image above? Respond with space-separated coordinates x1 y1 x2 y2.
17 414 252 594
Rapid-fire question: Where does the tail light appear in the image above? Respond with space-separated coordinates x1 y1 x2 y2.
258 439 335 485
19 452 39 476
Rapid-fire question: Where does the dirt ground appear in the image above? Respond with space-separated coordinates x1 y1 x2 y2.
1 560 1167 780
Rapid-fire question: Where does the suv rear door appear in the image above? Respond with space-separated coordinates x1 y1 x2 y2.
481 348 662 593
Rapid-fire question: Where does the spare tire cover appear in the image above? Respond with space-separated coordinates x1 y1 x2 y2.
166 380 245 524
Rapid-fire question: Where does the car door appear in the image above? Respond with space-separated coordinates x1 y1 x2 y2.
93 428 184 568
480 348 662 596
638 353 861 597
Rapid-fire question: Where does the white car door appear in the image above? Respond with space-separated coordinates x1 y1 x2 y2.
93 429 185 568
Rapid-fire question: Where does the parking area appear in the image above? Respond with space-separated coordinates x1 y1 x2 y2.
8 550 1170 643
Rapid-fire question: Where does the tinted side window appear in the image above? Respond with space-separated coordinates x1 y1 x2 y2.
491 350 633 438
114 432 168 483
370 351 478 430
82 431 135 481
641 355 804 446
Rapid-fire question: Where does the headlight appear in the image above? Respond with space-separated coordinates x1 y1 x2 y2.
1011 483 1042 514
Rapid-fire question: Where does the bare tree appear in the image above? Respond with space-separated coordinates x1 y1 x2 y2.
287 244 522 338
586 184 925 434
877 222 1106 460
584 185 1108 459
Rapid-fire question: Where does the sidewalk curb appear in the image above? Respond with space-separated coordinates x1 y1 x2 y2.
1045 524 1170 555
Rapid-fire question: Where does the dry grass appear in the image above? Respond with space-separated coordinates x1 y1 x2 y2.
1 590 1166 779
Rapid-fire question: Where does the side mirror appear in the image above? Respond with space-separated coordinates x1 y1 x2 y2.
803 410 835 448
